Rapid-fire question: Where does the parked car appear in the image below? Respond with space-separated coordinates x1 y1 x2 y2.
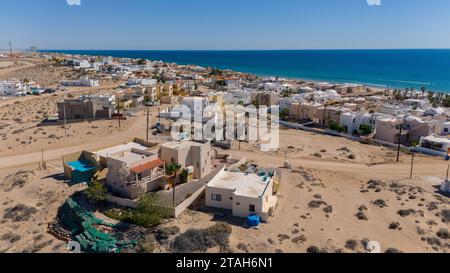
44 88 56 94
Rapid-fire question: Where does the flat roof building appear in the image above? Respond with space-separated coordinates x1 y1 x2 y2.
106 148 165 199
205 167 279 222
160 140 213 180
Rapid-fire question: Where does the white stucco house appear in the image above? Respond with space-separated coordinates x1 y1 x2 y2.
62 77 100 87
205 167 279 222
339 112 379 135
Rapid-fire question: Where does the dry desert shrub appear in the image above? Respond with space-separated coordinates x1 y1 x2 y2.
171 222 232 253
1 170 35 192
3 204 38 222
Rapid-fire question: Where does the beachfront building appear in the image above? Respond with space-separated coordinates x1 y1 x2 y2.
160 140 213 180
57 95 115 120
333 84 364 94
205 167 279 222
106 148 165 199
311 82 335 91
61 76 100 87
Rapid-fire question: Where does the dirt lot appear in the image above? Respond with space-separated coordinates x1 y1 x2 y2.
159 129 450 253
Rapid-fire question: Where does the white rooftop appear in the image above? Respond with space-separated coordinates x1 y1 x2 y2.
96 142 149 158
108 148 156 165
161 140 208 150
207 170 271 198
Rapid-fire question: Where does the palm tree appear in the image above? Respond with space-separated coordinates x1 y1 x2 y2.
420 86 426 100
428 91 435 104
166 162 181 208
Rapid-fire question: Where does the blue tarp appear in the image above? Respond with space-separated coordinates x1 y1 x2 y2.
68 160 96 172
247 215 261 227
67 160 97 184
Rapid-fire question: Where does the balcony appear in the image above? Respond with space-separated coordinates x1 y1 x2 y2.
125 168 165 189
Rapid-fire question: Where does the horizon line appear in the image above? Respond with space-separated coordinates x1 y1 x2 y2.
38 48 450 52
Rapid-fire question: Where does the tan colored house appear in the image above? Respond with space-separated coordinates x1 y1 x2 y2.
57 97 114 120
316 106 346 127
375 116 443 144
375 117 403 144
106 148 165 199
160 140 213 180
404 117 443 143
159 83 174 99
290 102 322 122
145 86 159 102
251 92 279 106
205 168 279 222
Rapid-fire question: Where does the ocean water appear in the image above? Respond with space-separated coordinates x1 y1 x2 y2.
44 49 450 92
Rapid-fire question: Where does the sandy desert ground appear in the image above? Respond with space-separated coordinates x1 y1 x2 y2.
0 59 448 253
158 131 449 253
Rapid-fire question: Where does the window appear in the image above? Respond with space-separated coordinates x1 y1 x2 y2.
211 194 222 202
445 128 449 133
249 205 255 212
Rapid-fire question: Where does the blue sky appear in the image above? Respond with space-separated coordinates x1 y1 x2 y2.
1 0 450 50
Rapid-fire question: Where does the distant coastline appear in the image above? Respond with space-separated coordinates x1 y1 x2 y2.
42 49 450 92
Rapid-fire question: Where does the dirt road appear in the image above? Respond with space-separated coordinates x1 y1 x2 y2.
0 108 170 170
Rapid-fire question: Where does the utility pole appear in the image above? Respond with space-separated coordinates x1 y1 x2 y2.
146 106 150 141
446 165 449 182
63 98 68 140
158 107 161 124
397 125 403 162
410 153 415 179
8 41 12 58
41 148 47 171
117 99 121 128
